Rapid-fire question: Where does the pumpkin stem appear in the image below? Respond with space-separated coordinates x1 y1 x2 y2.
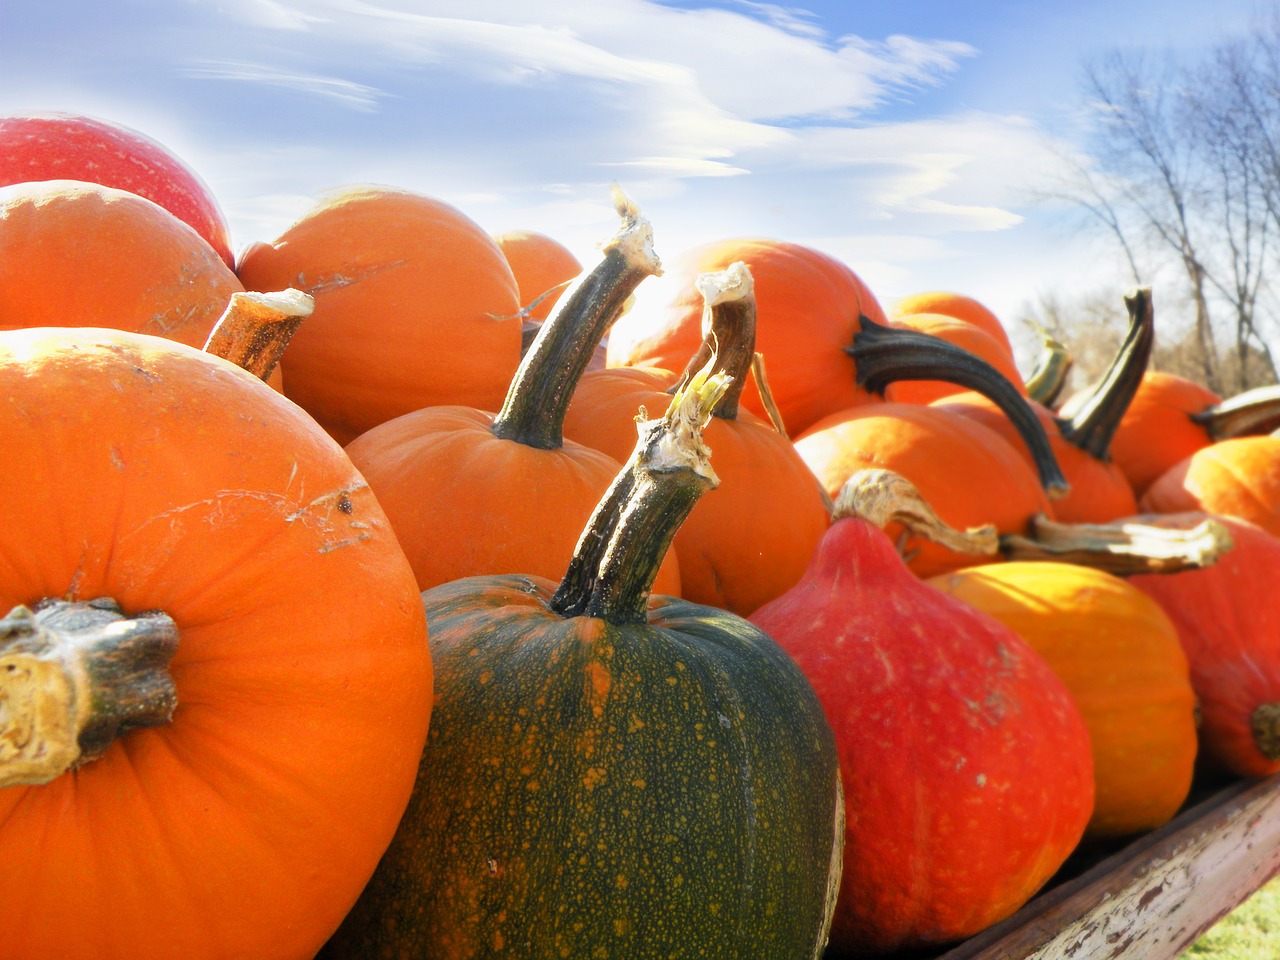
832 469 999 556
750 352 790 437
0 598 178 787
1023 320 1074 409
1251 704 1280 761
492 189 662 450
998 513 1233 575
202 288 314 381
848 316 1070 498
668 262 755 420
551 363 730 625
1057 287 1154 460
1192 384 1280 440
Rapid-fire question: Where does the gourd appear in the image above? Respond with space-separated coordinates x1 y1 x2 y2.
493 228 584 323
890 289 1015 359
883 312 1026 406
0 313 432 960
750 470 1093 955
1140 434 1280 538
236 184 523 444
323 365 845 960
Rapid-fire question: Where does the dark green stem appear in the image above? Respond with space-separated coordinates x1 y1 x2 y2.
1193 384 1280 440
551 370 729 624
849 316 1069 498
492 195 660 450
1057 287 1154 460
668 261 755 420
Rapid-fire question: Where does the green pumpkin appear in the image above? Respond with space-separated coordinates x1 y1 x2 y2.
324 358 844 960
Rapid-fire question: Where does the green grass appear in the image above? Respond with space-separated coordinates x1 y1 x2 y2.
1185 875 1280 958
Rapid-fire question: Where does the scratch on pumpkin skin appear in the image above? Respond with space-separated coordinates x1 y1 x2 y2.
296 259 409 295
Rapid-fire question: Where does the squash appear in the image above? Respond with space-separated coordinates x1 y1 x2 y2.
0 323 432 960
236 184 523 444
493 228 584 323
750 470 1093 954
1140 434 1280 537
927 560 1199 839
0 180 244 352
323 366 844 960
344 193 679 594
563 262 830 615
605 237 887 436
890 289 1015 359
1125 513 1280 778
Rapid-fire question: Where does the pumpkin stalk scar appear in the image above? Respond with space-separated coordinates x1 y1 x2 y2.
0 598 178 787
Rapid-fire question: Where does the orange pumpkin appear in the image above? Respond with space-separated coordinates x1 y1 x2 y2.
345 197 680 594
605 237 887 436
0 180 244 350
1107 372 1223 496
493 229 583 322
1140 434 1280 537
0 327 431 960
794 403 1058 579
891 289 1015 358
928 561 1199 839
236 185 522 444
563 262 830 615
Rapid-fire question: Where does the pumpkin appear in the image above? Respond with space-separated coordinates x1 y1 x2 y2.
0 324 432 960
493 228 584 322
236 184 523 444
890 289 1015 359
324 366 845 960
1105 372 1223 496
344 194 679 594
0 179 244 352
882 312 1025 406
1127 513 1280 778
927 560 1199 839
750 470 1093 954
563 262 830 615
605 237 887 436
794 402 1059 579
1140 434 1280 538
934 287 1154 525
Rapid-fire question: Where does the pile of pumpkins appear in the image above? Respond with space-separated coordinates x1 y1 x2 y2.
2 111 1279 960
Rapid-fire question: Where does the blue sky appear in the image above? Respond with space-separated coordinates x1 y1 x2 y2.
1 0 1270 358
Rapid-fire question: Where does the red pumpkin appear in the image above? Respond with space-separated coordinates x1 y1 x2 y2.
751 470 1093 954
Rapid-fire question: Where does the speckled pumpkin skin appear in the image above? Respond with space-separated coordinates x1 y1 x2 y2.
324 574 845 960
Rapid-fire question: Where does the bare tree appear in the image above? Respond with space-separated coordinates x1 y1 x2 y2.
1048 23 1280 395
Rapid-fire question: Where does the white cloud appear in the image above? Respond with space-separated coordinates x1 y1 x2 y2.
180 59 387 111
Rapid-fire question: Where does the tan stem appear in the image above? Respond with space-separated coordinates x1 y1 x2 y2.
0 598 179 787
203 288 315 381
1023 321 1074 408
999 515 1233 574
750 352 790 438
831 469 999 556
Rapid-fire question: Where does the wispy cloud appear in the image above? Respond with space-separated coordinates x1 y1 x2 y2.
180 59 387 110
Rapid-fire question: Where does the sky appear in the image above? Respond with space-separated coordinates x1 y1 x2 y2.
0 0 1271 364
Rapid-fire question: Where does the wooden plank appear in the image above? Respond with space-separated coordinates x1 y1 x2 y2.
926 772 1280 959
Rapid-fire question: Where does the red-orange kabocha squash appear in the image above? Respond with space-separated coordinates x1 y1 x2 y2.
0 179 244 350
928 560 1199 840
563 261 830 615
324 368 844 960
750 471 1093 955
0 323 432 960
344 195 679 594
605 237 888 436
236 184 523 444
1127 513 1280 778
